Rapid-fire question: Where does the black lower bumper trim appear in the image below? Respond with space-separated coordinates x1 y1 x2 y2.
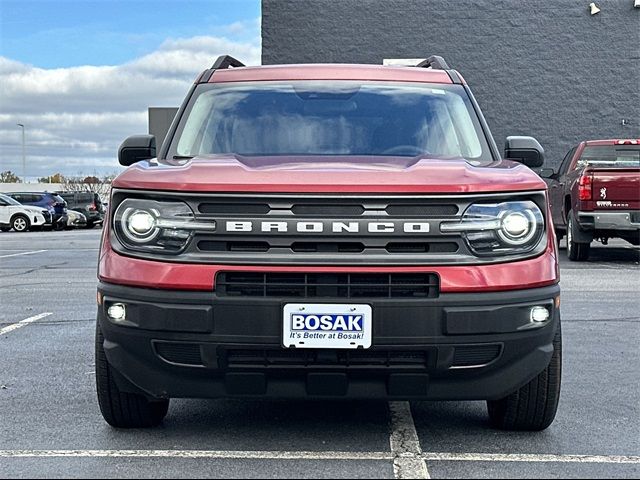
97 281 560 401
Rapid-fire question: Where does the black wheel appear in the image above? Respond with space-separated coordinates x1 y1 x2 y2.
487 321 562 431
85 221 95 229
567 211 590 261
95 324 169 428
11 214 30 232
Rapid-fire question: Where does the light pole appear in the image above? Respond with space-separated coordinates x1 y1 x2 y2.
17 124 25 183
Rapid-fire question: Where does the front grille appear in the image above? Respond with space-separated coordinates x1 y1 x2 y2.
452 344 502 368
155 342 203 366
190 194 468 265
216 272 440 298
110 190 547 265
223 348 428 369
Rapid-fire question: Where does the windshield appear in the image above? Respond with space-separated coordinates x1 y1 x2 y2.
169 81 493 165
0 193 21 206
578 145 640 168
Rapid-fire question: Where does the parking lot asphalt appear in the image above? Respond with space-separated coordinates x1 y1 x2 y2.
0 229 638 479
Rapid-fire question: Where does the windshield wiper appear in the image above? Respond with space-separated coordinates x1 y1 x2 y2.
172 155 194 160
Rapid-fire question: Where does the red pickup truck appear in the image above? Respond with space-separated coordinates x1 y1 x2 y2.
96 56 561 431
542 139 640 260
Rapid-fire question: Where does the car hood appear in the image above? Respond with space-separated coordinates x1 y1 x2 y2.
112 155 546 194
18 205 46 214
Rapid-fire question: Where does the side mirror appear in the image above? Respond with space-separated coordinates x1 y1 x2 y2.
118 135 156 166
538 168 556 179
504 136 544 168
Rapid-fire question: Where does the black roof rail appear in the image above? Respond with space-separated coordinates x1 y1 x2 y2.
416 55 451 70
198 55 245 84
415 55 462 84
211 55 245 70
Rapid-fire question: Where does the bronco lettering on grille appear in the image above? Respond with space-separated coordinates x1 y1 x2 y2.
224 220 431 234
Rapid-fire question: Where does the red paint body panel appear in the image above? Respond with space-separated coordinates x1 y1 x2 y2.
209 64 453 85
98 232 558 293
112 157 546 194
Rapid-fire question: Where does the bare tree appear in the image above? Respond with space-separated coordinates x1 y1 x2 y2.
60 175 116 198
0 170 21 183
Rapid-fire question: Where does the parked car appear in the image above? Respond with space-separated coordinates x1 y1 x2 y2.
0 193 48 232
6 192 68 230
66 209 88 229
542 139 640 260
56 191 105 228
96 55 561 431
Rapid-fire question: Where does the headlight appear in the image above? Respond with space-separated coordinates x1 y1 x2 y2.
440 200 545 256
113 198 215 254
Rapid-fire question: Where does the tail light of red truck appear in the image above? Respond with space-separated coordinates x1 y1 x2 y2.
579 173 593 200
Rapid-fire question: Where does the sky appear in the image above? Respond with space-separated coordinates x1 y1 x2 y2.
0 0 261 180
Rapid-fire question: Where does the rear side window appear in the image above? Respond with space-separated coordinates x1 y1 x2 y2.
578 145 640 168
14 194 39 203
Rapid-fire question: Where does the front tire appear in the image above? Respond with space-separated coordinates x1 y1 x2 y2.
487 321 562 431
567 211 590 261
11 215 30 232
95 324 169 428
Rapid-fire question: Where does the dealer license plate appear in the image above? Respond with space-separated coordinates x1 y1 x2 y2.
282 303 372 349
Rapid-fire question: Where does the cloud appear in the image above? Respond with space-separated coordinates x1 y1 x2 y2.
0 29 261 180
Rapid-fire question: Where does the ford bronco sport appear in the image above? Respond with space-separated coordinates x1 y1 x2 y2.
97 55 561 431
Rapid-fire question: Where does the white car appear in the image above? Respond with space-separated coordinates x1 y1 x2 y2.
0 193 48 232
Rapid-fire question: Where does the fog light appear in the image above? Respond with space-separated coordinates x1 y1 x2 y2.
530 306 550 323
107 303 126 322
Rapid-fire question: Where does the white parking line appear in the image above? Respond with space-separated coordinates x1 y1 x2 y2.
0 312 53 336
389 402 430 479
420 452 640 464
0 250 47 259
0 450 393 461
0 449 637 465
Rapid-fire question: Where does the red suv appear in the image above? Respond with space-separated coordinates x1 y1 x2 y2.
96 56 561 431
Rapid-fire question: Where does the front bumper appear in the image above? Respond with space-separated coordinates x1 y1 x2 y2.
97 281 560 401
31 213 46 227
578 210 640 232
